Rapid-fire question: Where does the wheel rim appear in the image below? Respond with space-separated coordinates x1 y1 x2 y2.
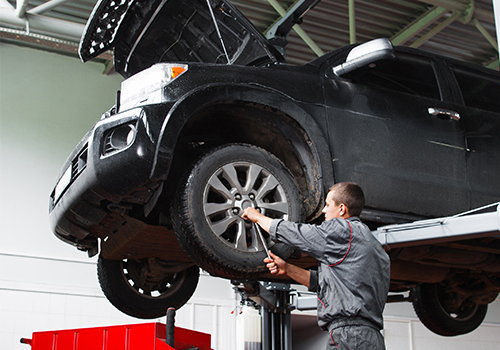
121 259 187 300
202 161 290 252
436 285 479 322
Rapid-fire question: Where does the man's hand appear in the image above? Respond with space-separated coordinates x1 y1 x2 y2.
264 251 287 276
242 207 273 233
241 207 263 223
264 251 311 288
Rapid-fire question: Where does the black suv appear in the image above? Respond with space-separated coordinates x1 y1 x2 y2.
49 0 500 336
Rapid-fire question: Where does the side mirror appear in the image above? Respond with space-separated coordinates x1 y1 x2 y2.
333 38 395 76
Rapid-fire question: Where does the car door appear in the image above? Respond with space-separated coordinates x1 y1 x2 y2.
322 50 469 218
449 63 500 209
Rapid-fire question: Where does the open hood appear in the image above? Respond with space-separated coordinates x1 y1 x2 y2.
80 0 285 77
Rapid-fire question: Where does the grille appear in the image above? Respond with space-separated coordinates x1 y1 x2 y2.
72 145 88 178
103 132 114 155
50 143 88 209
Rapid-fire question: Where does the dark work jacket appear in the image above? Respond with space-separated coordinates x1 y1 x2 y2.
269 217 390 332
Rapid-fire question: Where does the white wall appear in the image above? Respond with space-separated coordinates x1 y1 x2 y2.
1 42 499 350
0 252 237 349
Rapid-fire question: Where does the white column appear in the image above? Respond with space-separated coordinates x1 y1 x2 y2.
494 0 500 56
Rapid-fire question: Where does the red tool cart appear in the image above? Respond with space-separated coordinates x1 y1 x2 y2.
20 322 213 350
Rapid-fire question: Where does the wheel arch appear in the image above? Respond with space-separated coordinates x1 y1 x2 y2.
152 84 333 220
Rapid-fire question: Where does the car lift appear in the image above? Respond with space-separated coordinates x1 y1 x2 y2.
232 202 500 350
373 202 500 249
232 280 316 350
21 203 500 350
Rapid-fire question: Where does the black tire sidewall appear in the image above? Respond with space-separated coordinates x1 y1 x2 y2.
173 144 301 277
412 283 487 336
97 255 199 319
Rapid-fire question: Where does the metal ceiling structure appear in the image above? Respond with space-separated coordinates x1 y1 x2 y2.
0 0 498 71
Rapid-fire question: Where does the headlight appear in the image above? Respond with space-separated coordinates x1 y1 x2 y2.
120 63 188 111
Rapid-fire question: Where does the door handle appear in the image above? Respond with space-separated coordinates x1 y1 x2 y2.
428 107 460 121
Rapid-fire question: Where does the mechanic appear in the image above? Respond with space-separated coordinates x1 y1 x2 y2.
242 182 390 350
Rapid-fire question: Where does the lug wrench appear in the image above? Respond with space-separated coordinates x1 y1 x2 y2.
253 222 272 260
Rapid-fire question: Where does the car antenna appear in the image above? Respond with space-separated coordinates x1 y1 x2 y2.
205 0 230 64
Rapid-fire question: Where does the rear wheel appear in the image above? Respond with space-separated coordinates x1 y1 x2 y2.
412 283 487 336
97 255 199 319
172 144 301 277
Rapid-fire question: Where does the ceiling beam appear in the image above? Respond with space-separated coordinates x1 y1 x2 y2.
0 6 84 41
349 0 356 44
417 0 498 68
420 0 495 24
15 0 28 18
266 0 324 56
29 0 73 15
391 6 447 46
486 58 499 69
0 26 79 53
420 0 466 12
410 10 460 48
473 18 499 51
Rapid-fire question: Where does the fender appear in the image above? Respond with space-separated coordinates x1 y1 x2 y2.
151 82 334 214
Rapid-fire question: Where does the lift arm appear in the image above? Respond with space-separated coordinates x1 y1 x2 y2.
374 203 500 249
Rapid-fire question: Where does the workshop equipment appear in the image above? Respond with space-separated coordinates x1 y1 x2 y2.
21 322 213 350
254 222 272 260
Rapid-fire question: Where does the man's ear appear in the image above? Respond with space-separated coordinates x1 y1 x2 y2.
339 203 346 214
339 203 349 217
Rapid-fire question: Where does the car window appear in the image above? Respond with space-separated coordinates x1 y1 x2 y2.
451 65 500 113
344 53 441 100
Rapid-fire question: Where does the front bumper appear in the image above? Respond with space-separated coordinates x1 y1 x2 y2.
49 106 166 250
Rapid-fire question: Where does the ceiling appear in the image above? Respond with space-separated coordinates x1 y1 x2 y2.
0 0 498 72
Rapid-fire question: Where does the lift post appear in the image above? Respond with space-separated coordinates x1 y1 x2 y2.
232 280 318 350
233 281 292 350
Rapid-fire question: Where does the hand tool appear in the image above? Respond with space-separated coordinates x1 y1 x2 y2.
254 222 272 260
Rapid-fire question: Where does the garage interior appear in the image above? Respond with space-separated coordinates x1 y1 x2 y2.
0 0 499 349
0 0 498 69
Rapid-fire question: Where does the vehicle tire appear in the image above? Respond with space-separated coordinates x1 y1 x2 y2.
412 283 487 336
172 144 301 278
97 255 199 319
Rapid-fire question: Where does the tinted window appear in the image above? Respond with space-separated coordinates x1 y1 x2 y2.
345 53 440 100
451 65 500 113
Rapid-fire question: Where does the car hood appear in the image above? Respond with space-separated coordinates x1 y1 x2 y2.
79 0 284 77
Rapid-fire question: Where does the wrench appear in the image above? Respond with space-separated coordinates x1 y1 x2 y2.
253 222 272 260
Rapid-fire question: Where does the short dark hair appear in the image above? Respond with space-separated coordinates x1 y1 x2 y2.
329 182 365 217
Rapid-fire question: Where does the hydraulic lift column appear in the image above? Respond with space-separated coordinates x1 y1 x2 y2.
232 280 318 350
261 283 292 350
232 281 294 350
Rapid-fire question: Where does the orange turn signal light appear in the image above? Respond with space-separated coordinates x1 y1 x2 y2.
171 66 187 78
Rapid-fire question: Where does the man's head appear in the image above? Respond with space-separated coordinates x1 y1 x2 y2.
322 182 365 220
